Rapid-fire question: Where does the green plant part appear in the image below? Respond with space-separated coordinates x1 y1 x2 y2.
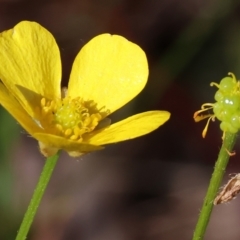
194 73 240 137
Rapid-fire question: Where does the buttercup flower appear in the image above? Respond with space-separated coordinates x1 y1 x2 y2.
0 21 170 157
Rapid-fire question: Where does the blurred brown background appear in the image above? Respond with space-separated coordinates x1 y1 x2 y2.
1 0 240 239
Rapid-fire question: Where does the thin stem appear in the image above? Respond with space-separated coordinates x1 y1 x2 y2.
192 132 238 240
16 151 60 240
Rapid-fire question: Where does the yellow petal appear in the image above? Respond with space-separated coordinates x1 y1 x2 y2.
0 83 43 134
33 132 104 153
68 34 148 114
0 21 61 117
85 111 170 145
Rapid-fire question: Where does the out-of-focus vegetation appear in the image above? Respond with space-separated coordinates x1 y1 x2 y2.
1 0 240 239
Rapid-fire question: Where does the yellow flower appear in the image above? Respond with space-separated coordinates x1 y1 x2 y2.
0 21 170 157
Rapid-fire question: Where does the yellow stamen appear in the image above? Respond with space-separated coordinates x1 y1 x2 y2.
193 103 215 138
200 103 214 109
194 113 213 122
202 115 215 138
193 103 214 122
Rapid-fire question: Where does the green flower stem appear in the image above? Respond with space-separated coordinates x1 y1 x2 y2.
192 132 238 240
16 151 60 240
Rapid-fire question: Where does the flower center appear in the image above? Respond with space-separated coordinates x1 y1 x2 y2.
38 96 109 142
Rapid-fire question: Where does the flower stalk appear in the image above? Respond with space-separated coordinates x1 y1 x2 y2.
16 151 60 240
192 132 238 240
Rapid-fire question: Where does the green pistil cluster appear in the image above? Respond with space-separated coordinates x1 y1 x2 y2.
213 74 240 133
194 73 240 137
